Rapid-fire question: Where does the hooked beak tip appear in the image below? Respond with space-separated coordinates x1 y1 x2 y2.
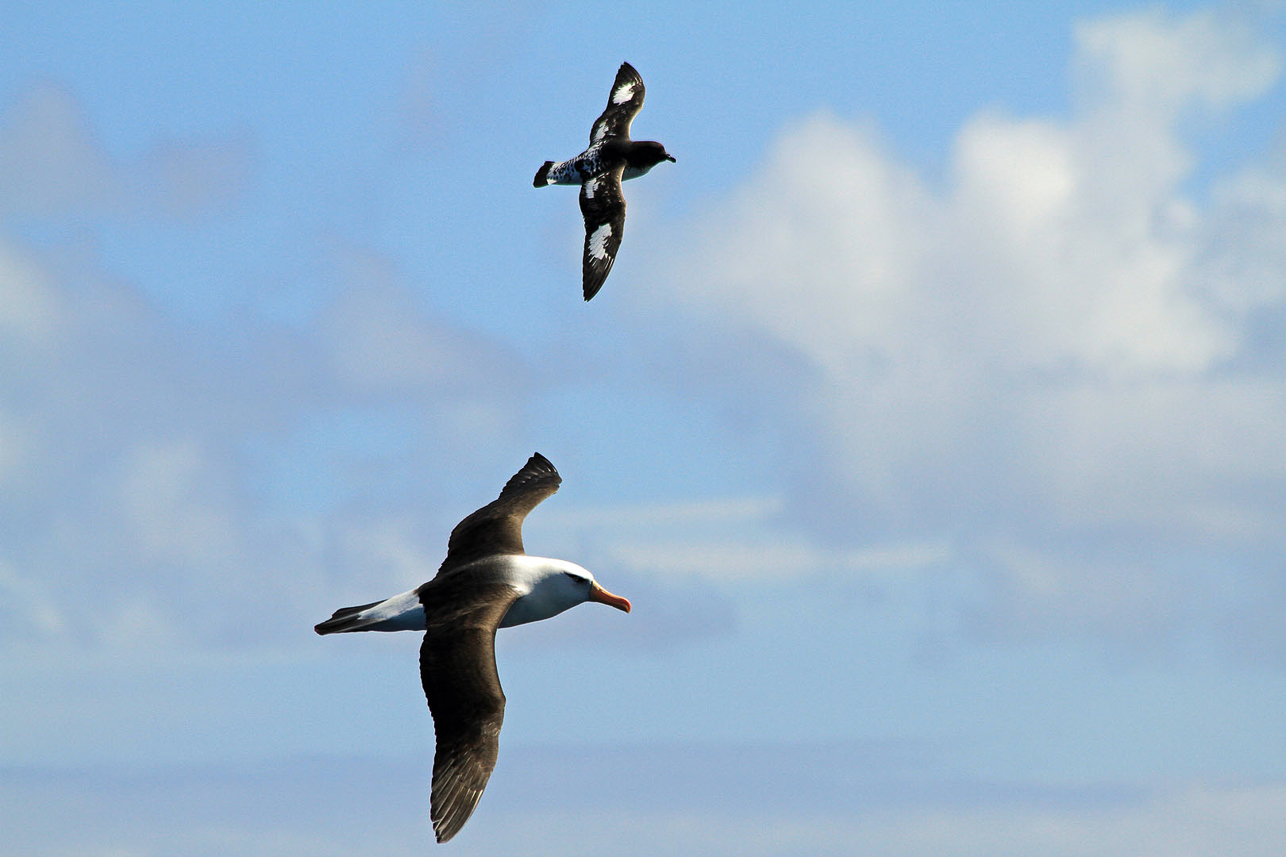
589 582 632 613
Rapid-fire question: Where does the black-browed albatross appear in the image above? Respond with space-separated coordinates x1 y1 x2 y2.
315 452 631 843
534 61 675 301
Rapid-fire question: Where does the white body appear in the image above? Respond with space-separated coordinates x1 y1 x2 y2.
338 556 597 633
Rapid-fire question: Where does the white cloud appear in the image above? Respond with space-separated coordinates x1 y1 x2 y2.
1074 8 1282 111
635 8 1286 651
670 114 935 378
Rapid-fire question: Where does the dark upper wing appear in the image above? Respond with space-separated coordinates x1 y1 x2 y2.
589 62 645 145
418 578 522 843
439 453 561 572
580 166 627 301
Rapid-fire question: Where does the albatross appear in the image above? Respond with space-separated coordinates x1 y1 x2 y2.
534 61 675 301
315 452 631 843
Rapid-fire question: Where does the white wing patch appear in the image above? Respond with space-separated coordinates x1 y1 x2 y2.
588 223 613 260
612 82 635 104
584 177 598 199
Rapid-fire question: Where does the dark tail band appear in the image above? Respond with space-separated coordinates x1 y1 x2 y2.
533 161 554 187
314 600 381 635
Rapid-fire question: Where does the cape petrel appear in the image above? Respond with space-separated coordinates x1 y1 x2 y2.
534 61 675 301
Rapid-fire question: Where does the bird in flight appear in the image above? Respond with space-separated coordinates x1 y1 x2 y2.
315 453 632 843
535 61 675 301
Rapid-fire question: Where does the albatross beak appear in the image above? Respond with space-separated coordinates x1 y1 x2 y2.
588 582 632 613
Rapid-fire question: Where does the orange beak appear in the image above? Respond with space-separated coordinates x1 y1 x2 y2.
588 581 631 613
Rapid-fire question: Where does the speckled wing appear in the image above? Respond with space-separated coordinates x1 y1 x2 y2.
589 62 646 145
419 577 523 843
438 453 562 574
579 166 626 301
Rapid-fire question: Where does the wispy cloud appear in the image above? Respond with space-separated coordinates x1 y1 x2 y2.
0 82 250 220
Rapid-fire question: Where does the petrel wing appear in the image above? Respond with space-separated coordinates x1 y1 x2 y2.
589 62 645 145
579 166 626 301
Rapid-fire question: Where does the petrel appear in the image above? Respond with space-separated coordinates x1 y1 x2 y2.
534 61 675 301
315 453 632 843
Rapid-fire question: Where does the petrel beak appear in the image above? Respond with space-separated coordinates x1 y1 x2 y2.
588 581 632 613
666 154 676 162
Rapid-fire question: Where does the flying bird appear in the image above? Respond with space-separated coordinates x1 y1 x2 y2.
315 453 632 843
534 61 675 301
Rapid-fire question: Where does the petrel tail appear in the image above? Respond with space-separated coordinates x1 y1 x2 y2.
533 161 554 187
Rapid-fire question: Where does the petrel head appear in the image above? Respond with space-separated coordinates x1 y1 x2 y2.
629 140 675 168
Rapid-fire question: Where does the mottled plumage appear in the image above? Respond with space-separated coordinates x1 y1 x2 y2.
535 62 675 300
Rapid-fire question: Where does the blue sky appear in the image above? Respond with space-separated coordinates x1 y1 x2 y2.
4 2 1286 854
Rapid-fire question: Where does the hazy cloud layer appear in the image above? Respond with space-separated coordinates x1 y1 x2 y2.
0 85 534 650
5 751 1283 857
0 232 531 650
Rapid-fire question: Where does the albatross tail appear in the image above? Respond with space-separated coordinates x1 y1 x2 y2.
314 601 382 634
314 589 426 634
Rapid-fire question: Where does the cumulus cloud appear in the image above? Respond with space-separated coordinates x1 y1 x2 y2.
635 8 1286 654
1074 8 1281 111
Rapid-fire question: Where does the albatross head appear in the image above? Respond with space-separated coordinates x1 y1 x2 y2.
563 563 633 613
498 558 631 628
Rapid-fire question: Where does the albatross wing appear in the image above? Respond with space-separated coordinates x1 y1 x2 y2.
438 453 561 573
419 577 522 843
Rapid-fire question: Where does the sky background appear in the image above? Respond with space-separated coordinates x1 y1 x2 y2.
3 2 1286 854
